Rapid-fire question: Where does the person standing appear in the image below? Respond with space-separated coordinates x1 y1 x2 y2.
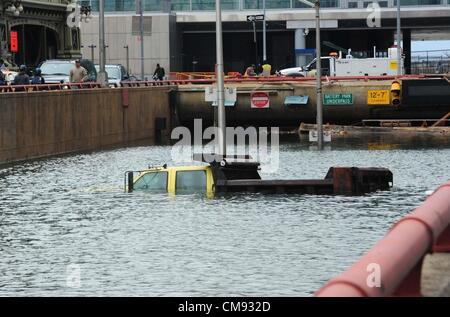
153 63 165 81
0 59 7 71
13 65 30 85
244 64 256 77
0 71 6 86
31 68 45 84
261 60 272 77
69 60 88 83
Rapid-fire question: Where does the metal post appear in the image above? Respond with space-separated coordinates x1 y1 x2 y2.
98 0 107 86
124 45 130 76
22 24 25 65
89 44 96 62
396 0 402 76
252 20 258 65
263 0 267 62
215 0 226 156
139 0 145 80
315 1 323 150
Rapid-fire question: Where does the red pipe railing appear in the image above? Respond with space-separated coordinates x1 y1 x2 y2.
0 82 102 92
315 180 450 297
0 74 442 93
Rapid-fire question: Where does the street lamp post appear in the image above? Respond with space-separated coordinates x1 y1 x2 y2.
215 0 226 156
124 45 130 76
262 0 266 62
3 1 24 16
98 0 107 86
298 0 323 150
88 44 96 62
135 0 145 80
251 19 258 66
396 0 402 76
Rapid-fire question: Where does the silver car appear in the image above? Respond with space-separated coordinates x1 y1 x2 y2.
95 64 129 87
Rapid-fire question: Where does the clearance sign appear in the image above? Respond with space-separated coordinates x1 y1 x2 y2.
10 31 18 53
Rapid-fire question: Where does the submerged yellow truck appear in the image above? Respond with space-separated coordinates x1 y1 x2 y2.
129 165 215 195
125 155 393 196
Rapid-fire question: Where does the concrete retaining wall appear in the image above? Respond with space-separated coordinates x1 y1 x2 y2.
0 86 173 165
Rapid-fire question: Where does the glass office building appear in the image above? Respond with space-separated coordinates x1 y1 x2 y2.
87 0 446 12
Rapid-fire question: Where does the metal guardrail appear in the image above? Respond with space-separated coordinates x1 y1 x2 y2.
0 82 102 92
0 74 441 93
315 180 450 297
121 74 430 87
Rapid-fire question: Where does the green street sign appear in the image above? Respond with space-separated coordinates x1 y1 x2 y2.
323 93 353 105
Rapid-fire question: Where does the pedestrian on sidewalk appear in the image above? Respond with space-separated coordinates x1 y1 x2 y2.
153 64 165 81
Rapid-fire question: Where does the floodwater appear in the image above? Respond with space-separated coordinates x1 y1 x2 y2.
0 138 449 296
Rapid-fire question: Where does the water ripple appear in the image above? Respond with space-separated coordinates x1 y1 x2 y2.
0 143 449 296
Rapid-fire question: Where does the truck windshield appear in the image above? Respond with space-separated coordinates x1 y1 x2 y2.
134 171 168 191
176 170 206 193
307 61 316 70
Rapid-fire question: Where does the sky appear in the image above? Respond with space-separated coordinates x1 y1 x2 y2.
411 40 450 52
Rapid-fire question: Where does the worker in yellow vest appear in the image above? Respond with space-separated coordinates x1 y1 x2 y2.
261 60 272 76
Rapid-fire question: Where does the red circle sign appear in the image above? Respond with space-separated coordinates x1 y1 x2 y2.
251 92 270 108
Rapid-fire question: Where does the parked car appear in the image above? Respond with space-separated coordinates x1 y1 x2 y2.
39 59 97 83
95 64 129 87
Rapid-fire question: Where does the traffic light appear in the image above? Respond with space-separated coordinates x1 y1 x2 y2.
390 80 401 106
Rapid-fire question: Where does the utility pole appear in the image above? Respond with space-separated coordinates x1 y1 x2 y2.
262 0 266 62
315 0 323 150
252 19 258 65
136 0 145 80
88 44 96 62
298 0 323 149
124 45 130 76
215 0 226 156
396 0 402 76
98 0 107 86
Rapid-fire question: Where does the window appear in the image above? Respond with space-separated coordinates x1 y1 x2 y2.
348 1 358 7
306 60 316 71
293 0 339 7
244 0 293 9
176 170 207 192
121 65 127 78
364 1 388 7
395 0 442 5
134 172 168 191
105 66 121 80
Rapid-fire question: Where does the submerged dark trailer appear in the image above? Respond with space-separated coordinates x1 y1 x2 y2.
208 156 393 196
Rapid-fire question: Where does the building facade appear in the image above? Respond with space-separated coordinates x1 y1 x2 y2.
0 0 82 67
79 0 450 77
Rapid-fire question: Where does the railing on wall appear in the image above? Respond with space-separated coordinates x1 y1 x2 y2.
315 180 450 297
0 73 437 93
